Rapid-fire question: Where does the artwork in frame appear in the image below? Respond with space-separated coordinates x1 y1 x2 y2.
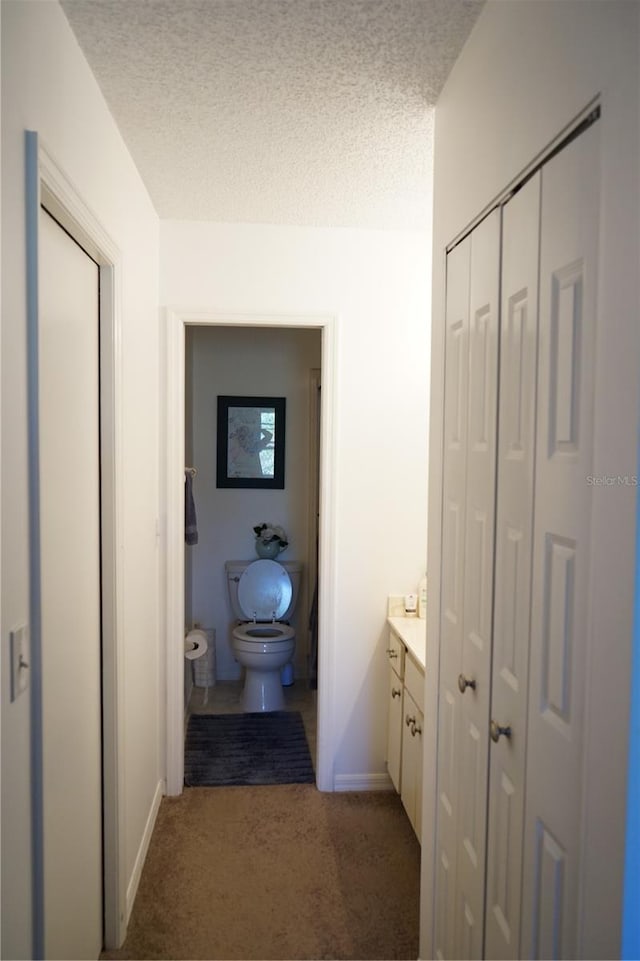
216 395 286 489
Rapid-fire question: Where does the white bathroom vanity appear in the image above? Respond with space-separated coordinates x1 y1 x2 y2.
385 614 426 841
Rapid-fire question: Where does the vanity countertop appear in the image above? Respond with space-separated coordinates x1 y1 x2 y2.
387 616 426 671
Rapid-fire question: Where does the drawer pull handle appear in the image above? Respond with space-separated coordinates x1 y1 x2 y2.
391 687 402 699
490 720 512 743
411 721 422 737
458 673 476 694
405 713 416 727
386 649 398 659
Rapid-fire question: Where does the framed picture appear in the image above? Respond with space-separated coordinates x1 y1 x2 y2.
216 395 286 489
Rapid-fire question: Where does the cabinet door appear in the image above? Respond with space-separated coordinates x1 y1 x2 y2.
485 172 541 961
387 668 404 792
386 630 405 679
520 121 600 961
401 688 424 839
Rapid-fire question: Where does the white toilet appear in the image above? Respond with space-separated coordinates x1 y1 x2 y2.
225 559 302 712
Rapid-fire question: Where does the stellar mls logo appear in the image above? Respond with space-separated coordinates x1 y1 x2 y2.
586 474 638 487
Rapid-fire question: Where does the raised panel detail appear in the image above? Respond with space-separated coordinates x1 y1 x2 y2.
542 535 575 728
531 821 566 960
506 290 527 458
439 689 456 818
435 848 451 961
459 900 476 960
449 319 465 449
468 510 488 652
443 500 462 627
549 261 583 455
497 524 523 689
461 721 482 868
491 772 516 944
470 305 492 450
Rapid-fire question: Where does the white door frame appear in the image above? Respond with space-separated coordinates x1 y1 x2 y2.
307 368 321 681
163 309 337 796
26 132 126 952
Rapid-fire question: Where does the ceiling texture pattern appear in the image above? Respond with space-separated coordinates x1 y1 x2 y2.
62 0 482 229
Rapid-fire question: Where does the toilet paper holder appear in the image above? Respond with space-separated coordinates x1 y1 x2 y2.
184 629 208 660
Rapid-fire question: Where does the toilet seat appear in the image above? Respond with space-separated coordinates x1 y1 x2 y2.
237 559 292 622
233 623 295 642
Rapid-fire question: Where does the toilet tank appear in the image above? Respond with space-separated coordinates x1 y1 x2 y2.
225 560 303 622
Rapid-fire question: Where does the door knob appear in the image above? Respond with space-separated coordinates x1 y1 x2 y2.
490 720 512 743
458 673 476 694
391 687 402 699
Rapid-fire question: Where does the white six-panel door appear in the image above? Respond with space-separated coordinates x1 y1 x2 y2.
454 209 500 960
520 122 599 961
435 210 501 960
40 207 103 960
484 172 541 960
434 234 471 961
436 118 599 960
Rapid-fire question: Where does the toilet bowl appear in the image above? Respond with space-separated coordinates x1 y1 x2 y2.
226 559 302 712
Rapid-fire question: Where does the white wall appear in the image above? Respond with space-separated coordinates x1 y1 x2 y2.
162 220 431 782
1 3 161 956
186 325 321 680
423 2 640 957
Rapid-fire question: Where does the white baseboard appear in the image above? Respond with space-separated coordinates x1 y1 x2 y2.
125 779 163 923
333 772 395 792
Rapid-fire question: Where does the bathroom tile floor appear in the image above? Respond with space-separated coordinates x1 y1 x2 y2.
188 679 318 769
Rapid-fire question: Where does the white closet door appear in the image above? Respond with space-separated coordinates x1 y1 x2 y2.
484 172 541 960
520 123 599 959
434 235 470 961
435 210 501 960
454 208 501 960
40 208 103 960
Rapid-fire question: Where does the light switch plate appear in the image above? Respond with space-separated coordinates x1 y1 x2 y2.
10 624 30 701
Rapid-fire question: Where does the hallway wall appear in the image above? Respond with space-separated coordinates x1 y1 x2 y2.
185 325 321 680
1 3 161 956
161 220 431 784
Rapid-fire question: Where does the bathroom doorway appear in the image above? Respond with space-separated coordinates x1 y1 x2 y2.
183 326 321 764
163 310 337 795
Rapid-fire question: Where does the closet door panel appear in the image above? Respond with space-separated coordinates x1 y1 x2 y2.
455 209 501 961
521 124 599 959
434 236 470 960
485 172 541 961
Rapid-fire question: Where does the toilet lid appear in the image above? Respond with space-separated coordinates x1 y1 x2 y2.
237 559 292 621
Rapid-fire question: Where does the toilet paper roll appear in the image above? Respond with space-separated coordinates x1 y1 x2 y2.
184 629 208 660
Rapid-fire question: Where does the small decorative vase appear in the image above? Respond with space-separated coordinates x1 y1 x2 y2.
255 539 281 560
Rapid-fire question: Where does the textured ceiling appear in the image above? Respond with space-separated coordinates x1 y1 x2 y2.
61 0 482 229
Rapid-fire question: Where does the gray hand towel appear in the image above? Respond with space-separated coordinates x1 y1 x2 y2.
185 474 198 545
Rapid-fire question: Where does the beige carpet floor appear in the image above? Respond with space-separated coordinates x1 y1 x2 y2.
102 783 420 960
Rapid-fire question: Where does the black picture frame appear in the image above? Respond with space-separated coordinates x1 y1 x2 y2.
216 395 286 489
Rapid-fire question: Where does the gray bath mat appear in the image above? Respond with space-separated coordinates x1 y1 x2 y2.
184 711 315 787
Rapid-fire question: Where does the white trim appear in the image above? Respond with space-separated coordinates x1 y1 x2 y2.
306 368 321 682
31 135 127 950
125 780 163 923
333 773 395 792
163 308 338 796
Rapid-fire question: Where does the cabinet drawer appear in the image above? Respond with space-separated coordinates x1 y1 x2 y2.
386 630 405 679
404 655 424 714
